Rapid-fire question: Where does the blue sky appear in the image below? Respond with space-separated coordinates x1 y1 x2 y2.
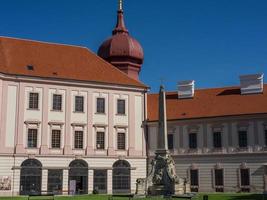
0 0 266 92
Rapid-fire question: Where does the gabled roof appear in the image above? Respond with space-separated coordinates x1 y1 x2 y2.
147 84 267 121
0 36 147 88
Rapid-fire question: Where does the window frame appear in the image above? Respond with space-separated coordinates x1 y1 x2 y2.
117 99 126 115
96 131 105 150
214 168 224 192
51 129 61 149
27 128 38 148
265 129 267 147
189 132 197 149
213 132 222 148
238 131 248 148
74 130 84 149
52 94 63 111
117 132 126 150
74 95 84 113
28 92 39 110
189 169 199 192
239 168 250 192
167 134 174 150
96 97 105 114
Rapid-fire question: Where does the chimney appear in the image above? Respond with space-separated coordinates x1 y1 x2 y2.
239 73 264 95
177 80 195 99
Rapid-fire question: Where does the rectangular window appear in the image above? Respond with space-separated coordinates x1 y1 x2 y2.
74 131 83 149
240 168 250 192
213 132 222 148
189 133 197 149
190 169 199 192
94 170 107 194
214 169 224 192
265 130 267 146
52 94 62 111
51 130 61 149
117 99 125 115
96 98 105 113
238 131 247 148
75 96 84 112
168 134 174 150
117 132 126 150
27 129 37 148
96 132 105 149
48 169 63 194
29 92 39 109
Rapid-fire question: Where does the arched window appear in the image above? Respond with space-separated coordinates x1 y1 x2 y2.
112 160 131 194
20 159 42 195
68 159 88 194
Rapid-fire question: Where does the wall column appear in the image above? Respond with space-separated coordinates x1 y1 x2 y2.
12 168 21 196
41 169 48 192
62 169 69 195
86 91 94 155
107 169 113 194
128 93 136 156
15 83 25 153
64 89 72 154
88 169 94 193
108 93 115 155
40 87 49 154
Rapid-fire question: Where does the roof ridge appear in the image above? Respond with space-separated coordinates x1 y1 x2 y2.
0 35 87 49
148 84 267 95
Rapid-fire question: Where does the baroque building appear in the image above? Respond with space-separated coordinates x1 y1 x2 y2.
147 76 267 193
0 2 147 196
0 0 266 196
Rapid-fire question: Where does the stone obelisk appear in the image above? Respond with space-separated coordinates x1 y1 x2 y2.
147 85 180 196
157 85 169 154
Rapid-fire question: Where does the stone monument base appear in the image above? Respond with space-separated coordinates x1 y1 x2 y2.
148 185 168 196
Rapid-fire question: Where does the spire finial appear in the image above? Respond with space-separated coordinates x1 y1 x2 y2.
118 0 123 11
113 0 128 35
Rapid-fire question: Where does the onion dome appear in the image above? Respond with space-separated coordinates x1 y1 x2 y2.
97 0 144 80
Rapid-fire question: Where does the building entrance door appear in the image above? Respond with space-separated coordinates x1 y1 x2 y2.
69 160 88 194
20 159 42 195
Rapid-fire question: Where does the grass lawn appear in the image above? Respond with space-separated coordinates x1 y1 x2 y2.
0 194 266 200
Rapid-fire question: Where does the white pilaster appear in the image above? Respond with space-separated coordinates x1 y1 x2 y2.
107 169 113 194
42 169 48 192
62 169 69 195
88 169 94 193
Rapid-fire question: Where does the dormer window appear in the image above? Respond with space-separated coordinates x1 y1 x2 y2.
27 65 34 71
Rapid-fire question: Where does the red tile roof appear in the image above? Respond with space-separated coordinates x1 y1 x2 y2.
0 36 147 88
147 85 267 121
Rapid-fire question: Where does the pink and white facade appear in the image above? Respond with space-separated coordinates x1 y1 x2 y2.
0 73 147 195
